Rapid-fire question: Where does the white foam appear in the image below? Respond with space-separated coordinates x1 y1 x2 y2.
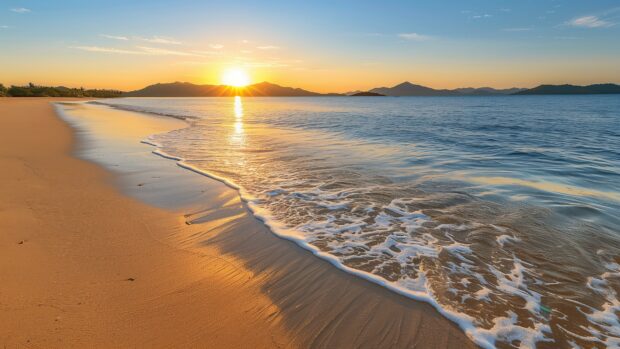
577 262 620 346
472 311 553 348
496 234 520 247
136 136 561 349
489 256 542 315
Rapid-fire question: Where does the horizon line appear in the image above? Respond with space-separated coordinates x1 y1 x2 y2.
3 79 620 94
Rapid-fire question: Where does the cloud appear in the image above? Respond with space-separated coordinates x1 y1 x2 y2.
135 36 182 45
567 15 613 28
0 25 8 29
136 46 201 56
209 44 224 49
503 27 533 32
100 34 129 41
256 45 279 50
72 45 203 57
398 33 432 41
71 46 146 55
472 14 492 19
11 7 30 13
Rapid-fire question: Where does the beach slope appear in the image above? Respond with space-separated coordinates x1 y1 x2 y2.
0 98 293 348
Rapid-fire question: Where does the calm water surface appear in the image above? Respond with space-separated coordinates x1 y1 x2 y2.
100 96 620 348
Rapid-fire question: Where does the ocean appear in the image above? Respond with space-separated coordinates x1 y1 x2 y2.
94 95 620 348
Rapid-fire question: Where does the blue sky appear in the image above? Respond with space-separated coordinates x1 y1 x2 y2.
1 0 619 91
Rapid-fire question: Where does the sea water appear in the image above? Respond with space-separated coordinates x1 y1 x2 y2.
97 95 620 348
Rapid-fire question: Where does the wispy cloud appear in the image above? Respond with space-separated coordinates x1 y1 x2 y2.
256 45 279 50
209 44 224 49
472 14 492 19
72 45 202 57
567 15 613 28
135 36 182 45
136 46 201 56
503 27 533 32
0 25 9 29
100 34 129 41
398 33 432 41
10 7 30 13
71 46 146 55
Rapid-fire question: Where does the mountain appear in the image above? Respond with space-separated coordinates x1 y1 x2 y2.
124 81 340 97
351 91 385 96
369 81 525 96
370 82 452 96
453 87 525 95
121 81 620 98
515 83 620 95
345 90 364 96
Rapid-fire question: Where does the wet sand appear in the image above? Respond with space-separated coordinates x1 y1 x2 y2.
0 98 477 348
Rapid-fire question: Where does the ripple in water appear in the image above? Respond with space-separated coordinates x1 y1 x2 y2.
102 96 620 348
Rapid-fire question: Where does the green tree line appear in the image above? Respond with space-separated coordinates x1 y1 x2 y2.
0 83 122 98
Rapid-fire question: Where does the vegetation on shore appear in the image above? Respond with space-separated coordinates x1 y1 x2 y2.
0 83 122 98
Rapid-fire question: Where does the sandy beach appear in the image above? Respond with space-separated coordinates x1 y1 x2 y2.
0 98 476 348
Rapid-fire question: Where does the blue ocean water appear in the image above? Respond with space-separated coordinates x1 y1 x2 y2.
99 95 620 348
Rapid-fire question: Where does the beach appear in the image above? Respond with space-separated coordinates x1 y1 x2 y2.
0 98 475 348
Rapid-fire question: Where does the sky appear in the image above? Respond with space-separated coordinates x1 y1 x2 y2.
1 0 620 92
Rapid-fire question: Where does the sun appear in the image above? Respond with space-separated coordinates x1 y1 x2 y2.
222 68 250 87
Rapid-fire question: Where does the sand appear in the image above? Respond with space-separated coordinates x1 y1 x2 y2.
0 98 477 348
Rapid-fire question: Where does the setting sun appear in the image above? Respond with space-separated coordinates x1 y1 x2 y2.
221 68 250 87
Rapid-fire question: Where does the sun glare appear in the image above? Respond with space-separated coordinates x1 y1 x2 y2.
222 68 250 87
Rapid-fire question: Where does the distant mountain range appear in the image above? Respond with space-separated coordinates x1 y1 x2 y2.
351 91 385 96
367 82 525 96
123 81 620 97
515 83 620 95
124 81 340 97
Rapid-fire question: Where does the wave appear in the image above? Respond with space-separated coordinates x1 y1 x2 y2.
139 133 556 349
88 100 197 121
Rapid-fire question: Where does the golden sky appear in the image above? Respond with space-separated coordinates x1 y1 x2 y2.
2 1 619 92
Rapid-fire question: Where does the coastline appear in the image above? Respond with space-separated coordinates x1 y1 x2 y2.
0 98 477 348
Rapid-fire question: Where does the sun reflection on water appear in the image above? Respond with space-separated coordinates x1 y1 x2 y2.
234 95 243 119
229 96 246 151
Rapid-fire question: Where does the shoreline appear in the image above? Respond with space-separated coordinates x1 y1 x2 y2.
1 98 477 348
128 109 487 346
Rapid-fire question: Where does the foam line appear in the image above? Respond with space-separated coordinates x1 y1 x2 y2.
137 135 544 349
